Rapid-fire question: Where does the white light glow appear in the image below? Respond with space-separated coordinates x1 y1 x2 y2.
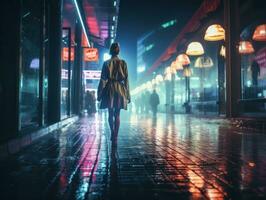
137 65 146 73
103 53 111 61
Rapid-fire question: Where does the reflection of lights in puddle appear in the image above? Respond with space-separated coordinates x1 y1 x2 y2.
206 188 224 200
187 170 204 188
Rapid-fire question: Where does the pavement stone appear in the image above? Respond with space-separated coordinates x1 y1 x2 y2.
0 112 266 200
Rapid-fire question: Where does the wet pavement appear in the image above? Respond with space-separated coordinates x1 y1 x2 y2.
0 112 266 200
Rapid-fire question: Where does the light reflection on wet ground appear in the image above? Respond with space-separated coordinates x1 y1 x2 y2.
0 112 266 200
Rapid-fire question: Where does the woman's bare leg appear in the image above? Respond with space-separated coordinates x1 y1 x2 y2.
108 108 115 140
114 109 121 140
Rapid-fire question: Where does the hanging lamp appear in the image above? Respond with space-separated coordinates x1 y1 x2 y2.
239 41 254 54
252 24 266 41
204 24 225 41
176 54 190 65
194 56 213 68
186 42 204 56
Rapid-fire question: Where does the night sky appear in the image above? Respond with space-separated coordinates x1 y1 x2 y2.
117 0 203 83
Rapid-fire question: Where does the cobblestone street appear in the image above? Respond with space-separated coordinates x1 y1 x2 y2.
1 112 266 200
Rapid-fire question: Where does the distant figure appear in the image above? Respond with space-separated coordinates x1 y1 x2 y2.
149 89 160 116
97 42 130 143
251 59 260 86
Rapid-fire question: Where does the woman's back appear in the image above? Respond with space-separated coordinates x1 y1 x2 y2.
106 56 127 81
97 55 130 110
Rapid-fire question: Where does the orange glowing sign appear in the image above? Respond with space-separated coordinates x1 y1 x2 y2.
62 47 74 61
83 48 99 62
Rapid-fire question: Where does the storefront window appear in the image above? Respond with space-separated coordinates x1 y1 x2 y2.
60 29 72 118
240 35 266 114
240 0 266 115
20 0 42 128
61 0 77 118
189 44 219 115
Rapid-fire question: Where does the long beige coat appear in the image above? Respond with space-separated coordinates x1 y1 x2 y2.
97 56 130 110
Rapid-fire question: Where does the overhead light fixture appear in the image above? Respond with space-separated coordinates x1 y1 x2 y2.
176 54 190 65
155 74 164 83
239 41 254 54
186 42 204 56
164 66 171 75
204 24 225 41
146 81 152 90
171 60 183 71
164 73 172 81
194 56 213 68
151 78 157 85
252 24 266 41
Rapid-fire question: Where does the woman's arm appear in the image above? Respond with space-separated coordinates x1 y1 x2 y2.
124 61 131 103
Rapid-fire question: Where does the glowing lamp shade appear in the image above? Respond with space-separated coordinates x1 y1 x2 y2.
194 56 213 68
175 61 183 70
186 42 204 56
164 73 172 81
239 41 254 54
151 78 156 85
146 81 152 90
155 74 164 83
252 24 266 41
141 83 146 91
176 54 190 65
204 24 225 41
183 67 192 77
164 66 171 75
220 45 226 57
170 61 177 74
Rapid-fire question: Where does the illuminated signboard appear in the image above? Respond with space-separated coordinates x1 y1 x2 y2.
62 47 74 61
83 70 101 80
61 69 68 79
83 48 99 61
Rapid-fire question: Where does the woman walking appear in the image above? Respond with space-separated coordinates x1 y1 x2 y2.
97 43 130 143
